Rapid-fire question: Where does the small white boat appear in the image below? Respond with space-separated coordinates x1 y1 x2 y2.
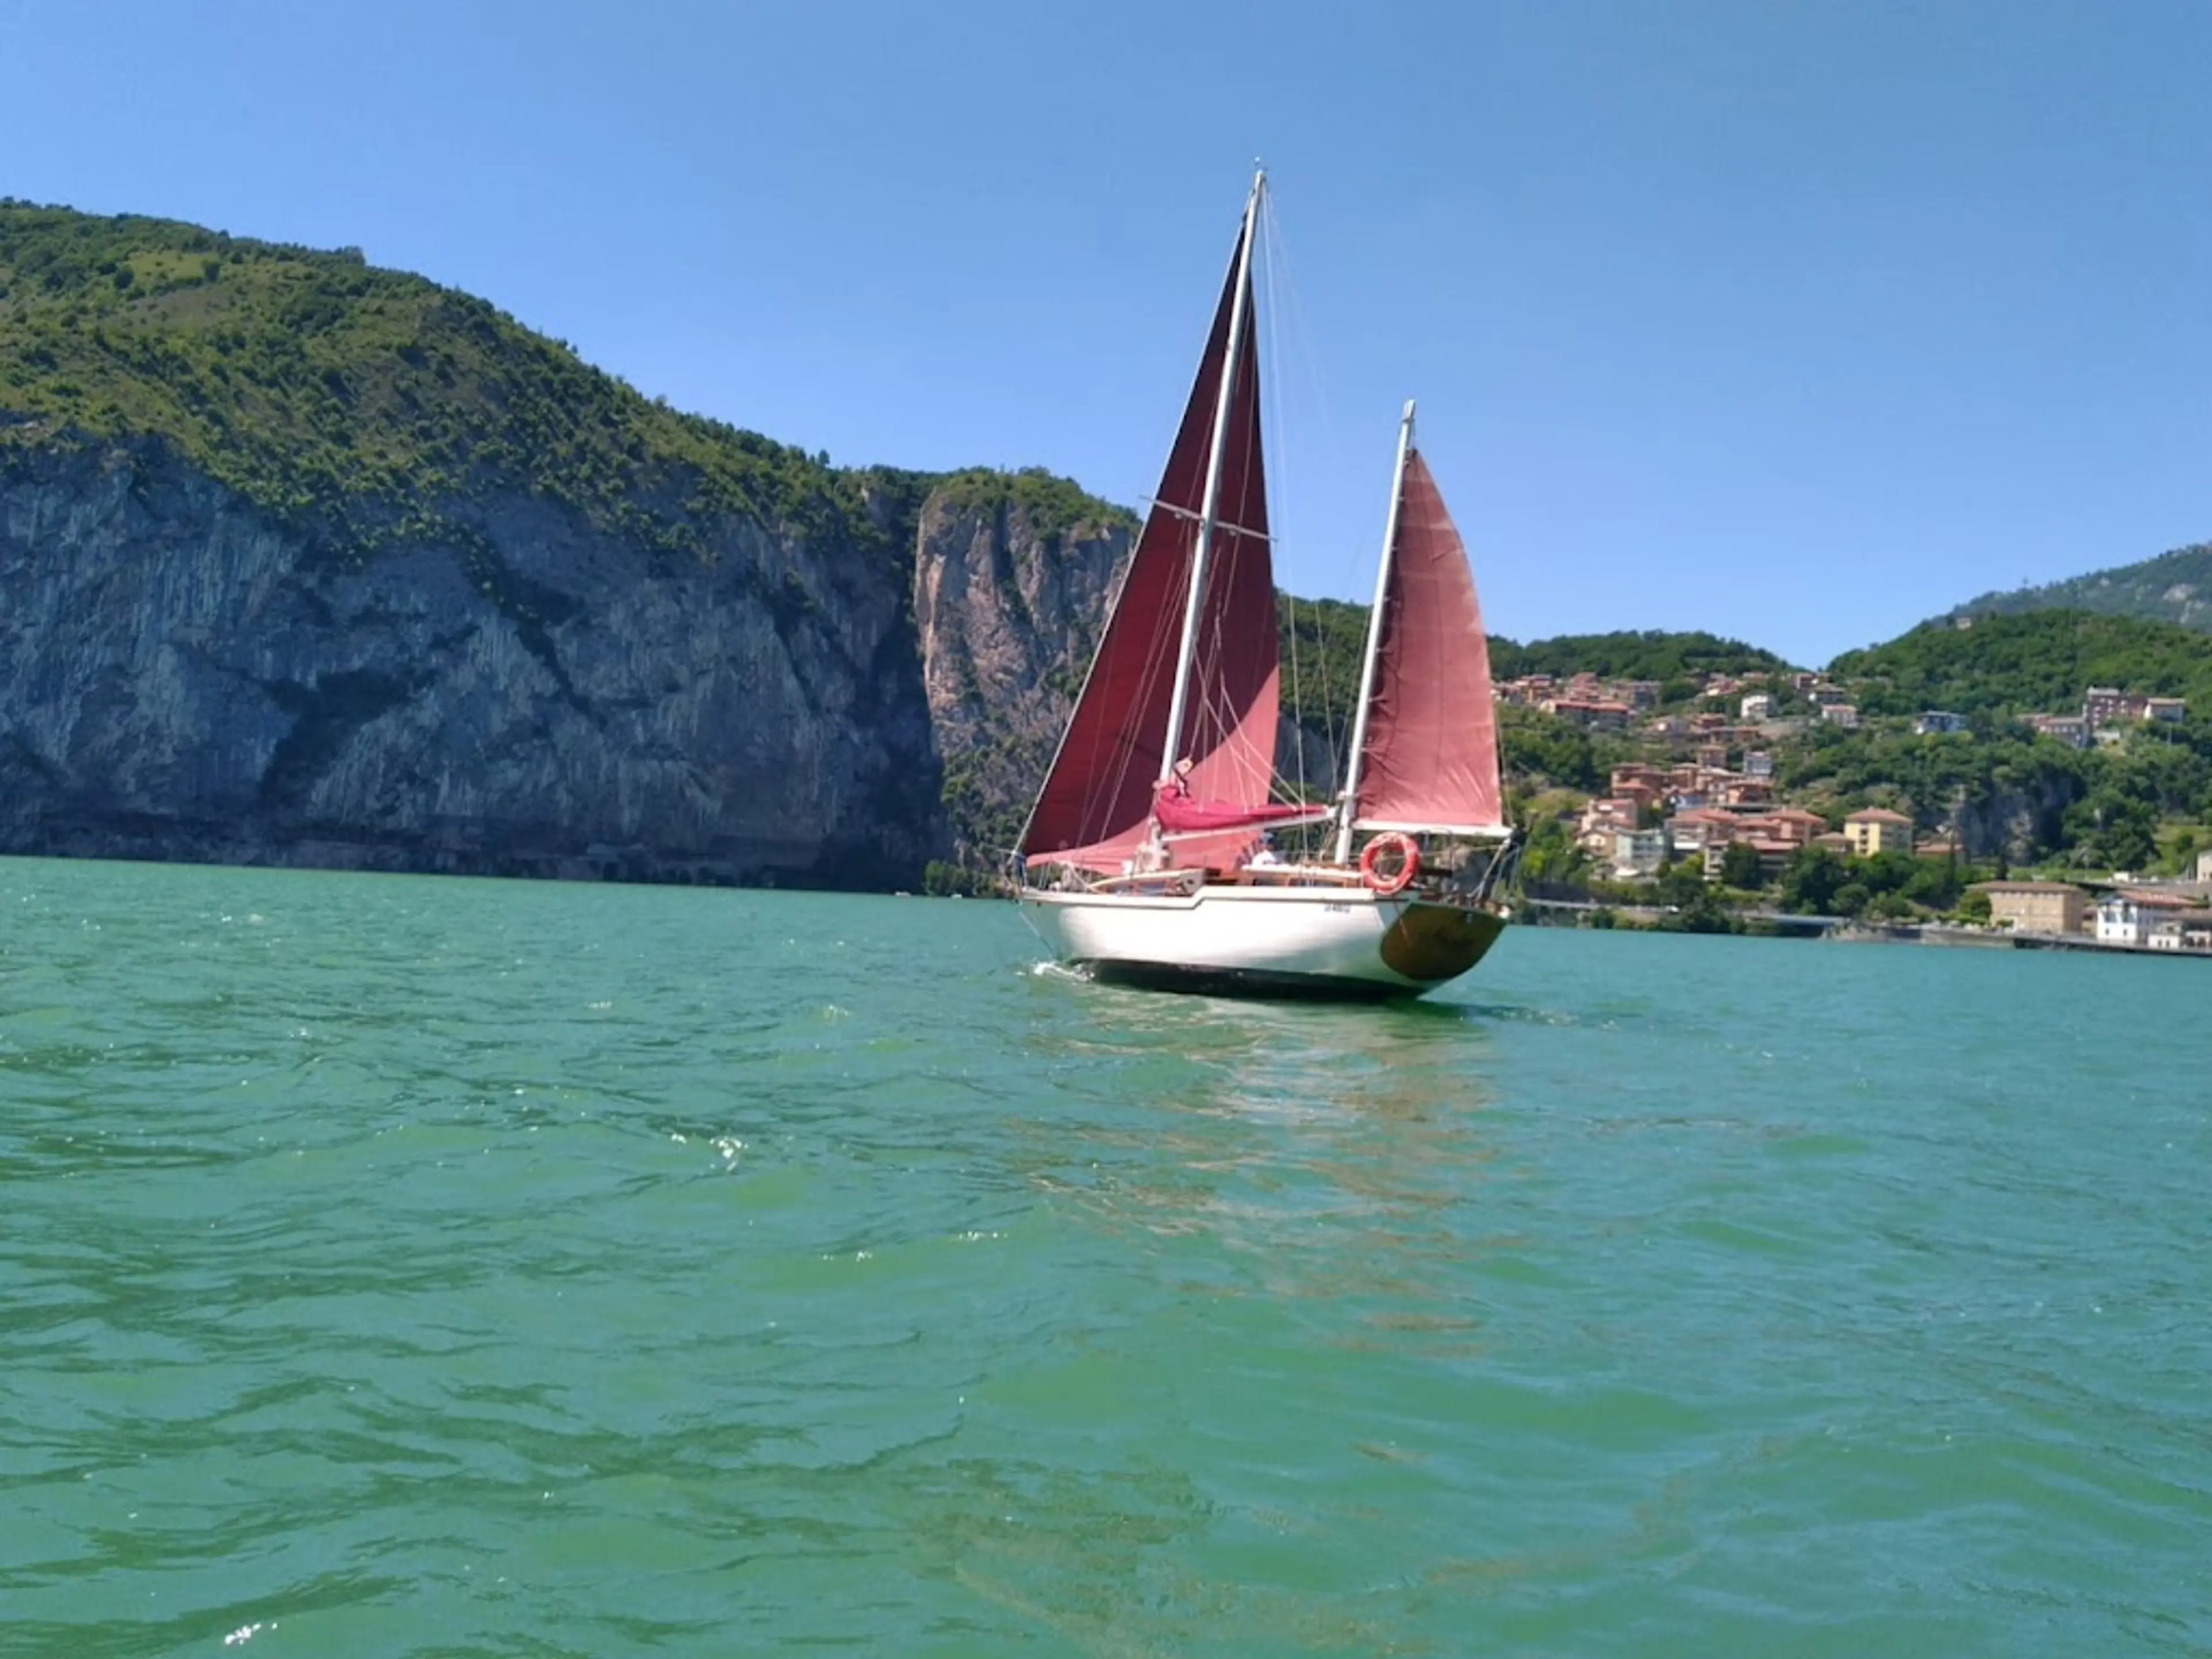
1016 171 1515 1001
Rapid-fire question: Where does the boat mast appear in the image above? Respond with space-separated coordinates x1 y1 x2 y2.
1156 168 1266 793
1333 399 1416 865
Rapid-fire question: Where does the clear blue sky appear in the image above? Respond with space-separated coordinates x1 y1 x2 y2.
3 0 2206 666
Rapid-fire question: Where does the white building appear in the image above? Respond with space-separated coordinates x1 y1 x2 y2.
2096 893 2147 945
1740 692 1773 721
2096 890 2194 946
1611 828 1668 880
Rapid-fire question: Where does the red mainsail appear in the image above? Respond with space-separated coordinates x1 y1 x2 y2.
1020 217 1283 874
1351 449 1505 832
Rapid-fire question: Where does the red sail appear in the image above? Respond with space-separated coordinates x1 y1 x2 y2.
1020 222 1281 874
1353 450 1505 832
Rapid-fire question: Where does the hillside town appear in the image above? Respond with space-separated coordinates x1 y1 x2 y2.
1503 656 2212 953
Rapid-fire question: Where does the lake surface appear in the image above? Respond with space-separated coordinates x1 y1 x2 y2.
2 856 2207 1656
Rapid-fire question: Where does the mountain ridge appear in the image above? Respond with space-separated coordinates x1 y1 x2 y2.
1944 541 2212 634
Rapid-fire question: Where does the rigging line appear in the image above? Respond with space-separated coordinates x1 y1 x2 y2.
1255 192 1349 783
1266 189 1364 784
1260 185 1308 808
1258 184 1344 524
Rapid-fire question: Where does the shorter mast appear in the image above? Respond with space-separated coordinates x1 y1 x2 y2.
1156 169 1264 791
1333 399 1416 865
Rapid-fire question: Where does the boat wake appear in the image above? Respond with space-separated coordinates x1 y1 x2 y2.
1028 960 1092 984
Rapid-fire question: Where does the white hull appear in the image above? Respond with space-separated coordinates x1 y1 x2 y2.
1018 881 1505 999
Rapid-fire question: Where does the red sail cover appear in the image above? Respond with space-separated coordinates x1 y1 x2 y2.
1153 783 1328 836
1021 224 1282 874
1353 449 1505 832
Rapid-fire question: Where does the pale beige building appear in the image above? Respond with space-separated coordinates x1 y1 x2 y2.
1972 880 2088 935
1844 808 1915 857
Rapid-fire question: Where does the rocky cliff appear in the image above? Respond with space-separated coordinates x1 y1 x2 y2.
0 433 958 885
909 475 1133 866
0 203 1166 889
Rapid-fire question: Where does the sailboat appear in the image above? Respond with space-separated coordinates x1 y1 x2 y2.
1015 171 1516 1000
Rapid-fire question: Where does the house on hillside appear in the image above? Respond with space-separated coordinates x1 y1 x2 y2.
1665 808 1740 859
1843 808 1914 857
1820 703 1860 729
2083 687 2131 729
1577 798 1641 853
1914 710 1967 735
1609 829 1668 880
2027 713 2090 747
1764 808 1828 849
1702 832 1798 882
1740 692 1773 721
1546 698 1630 729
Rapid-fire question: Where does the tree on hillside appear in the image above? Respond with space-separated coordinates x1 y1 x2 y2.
1718 840 1764 889
1779 847 1849 914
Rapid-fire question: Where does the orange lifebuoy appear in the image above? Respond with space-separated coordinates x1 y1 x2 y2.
1359 832 1421 897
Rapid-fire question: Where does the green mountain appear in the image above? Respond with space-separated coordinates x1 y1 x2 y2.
1947 542 2212 633
1489 630 1794 684
0 198 882 560
1828 609 2212 721
0 199 1141 885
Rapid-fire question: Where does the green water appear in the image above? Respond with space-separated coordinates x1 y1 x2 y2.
2 857 2207 1656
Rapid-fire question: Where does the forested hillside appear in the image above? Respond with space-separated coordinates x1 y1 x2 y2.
0 200 895 563
1948 541 2212 634
1829 611 2212 719
1491 630 1792 684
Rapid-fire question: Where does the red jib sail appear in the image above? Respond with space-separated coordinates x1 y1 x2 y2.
1020 217 1285 874
1352 449 1505 833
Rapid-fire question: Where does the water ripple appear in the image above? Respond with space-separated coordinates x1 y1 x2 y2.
1 862 2208 1654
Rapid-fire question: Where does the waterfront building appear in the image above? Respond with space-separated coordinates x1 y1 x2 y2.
2095 889 2195 946
1972 881 2086 935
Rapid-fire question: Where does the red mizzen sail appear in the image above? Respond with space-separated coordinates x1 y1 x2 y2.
1352 449 1505 832
1020 216 1282 874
